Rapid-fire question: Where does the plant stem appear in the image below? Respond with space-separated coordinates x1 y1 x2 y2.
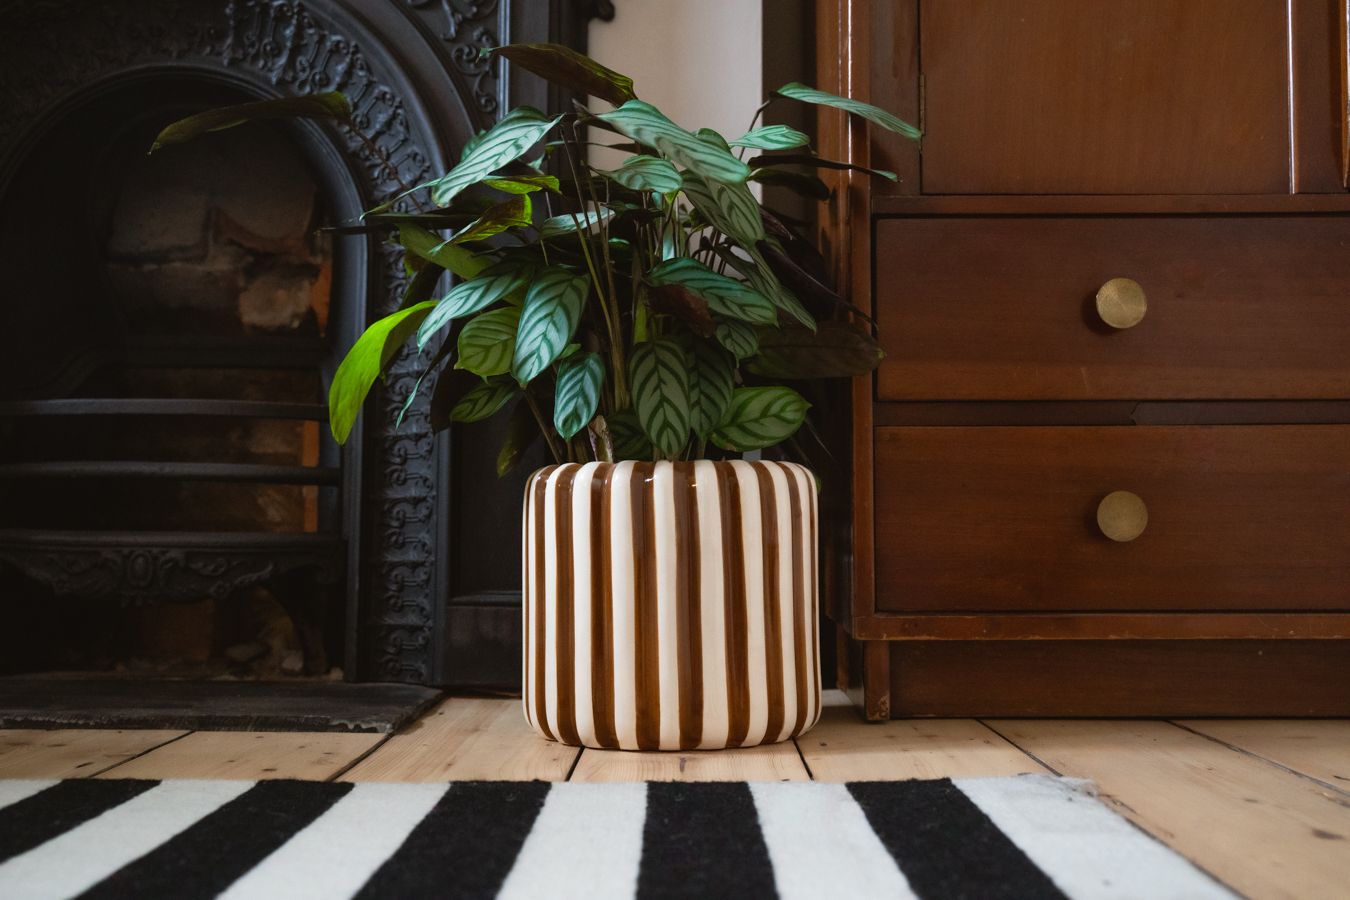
524 391 564 464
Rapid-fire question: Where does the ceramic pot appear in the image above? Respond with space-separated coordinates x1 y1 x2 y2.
522 460 822 750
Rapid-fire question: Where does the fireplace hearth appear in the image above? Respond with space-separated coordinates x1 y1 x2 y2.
0 0 601 696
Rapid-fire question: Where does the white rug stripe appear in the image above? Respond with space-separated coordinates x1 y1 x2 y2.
749 782 919 900
218 782 450 900
0 779 253 900
498 782 647 900
0 780 58 812
955 775 1236 900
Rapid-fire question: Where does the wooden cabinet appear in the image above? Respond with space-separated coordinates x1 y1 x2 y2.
819 0 1350 717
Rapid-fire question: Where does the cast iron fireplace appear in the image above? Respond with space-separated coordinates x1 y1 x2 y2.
0 0 603 690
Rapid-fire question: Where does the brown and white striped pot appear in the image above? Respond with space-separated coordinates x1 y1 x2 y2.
522 460 822 750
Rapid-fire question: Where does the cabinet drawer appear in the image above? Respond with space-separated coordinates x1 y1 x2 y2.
875 216 1350 400
874 426 1350 613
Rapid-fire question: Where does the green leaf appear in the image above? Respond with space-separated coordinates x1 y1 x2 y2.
774 82 921 140
647 258 777 325
397 261 444 311
150 92 351 152
537 206 615 239
727 249 816 330
497 398 543 476
647 283 716 337
683 338 735 440
553 351 604 440
710 386 810 451
730 124 810 150
428 106 562 206
449 194 532 244
607 409 652 460
748 168 830 200
629 337 690 457
328 299 438 444
597 100 750 184
490 43 637 106
450 378 518 423
396 225 492 279
598 155 682 194
483 173 561 194
716 319 759 361
511 268 590 384
747 152 897 181
457 306 522 376
416 259 533 350
681 171 765 248
748 321 885 379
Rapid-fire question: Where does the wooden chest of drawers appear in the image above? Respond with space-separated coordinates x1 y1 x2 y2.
818 0 1350 717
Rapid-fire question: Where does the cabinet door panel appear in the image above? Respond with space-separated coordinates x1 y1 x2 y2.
919 0 1292 194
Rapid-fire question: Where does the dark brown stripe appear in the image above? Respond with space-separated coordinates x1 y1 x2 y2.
752 463 786 743
785 465 810 737
590 466 618 748
717 464 750 747
553 464 581 746
631 461 661 750
672 462 703 749
532 469 555 741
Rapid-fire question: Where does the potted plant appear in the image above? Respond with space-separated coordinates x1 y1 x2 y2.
154 44 918 749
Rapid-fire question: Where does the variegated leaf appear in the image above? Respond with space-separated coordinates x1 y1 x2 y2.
729 124 810 150
774 82 922 140
448 195 532 244
553 351 604 440
449 378 517 423
647 258 777 325
416 260 533 350
456 306 521 377
683 337 735 439
597 100 749 184
599 155 682 194
681 171 765 248
629 337 690 457
607 408 652 460
538 206 615 239
511 268 590 384
429 106 562 206
710 386 810 451
716 319 759 361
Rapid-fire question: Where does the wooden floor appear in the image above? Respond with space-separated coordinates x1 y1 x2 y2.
2 692 1346 899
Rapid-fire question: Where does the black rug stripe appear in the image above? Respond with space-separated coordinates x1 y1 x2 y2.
354 781 550 900
848 780 1066 900
0 779 159 864
76 780 353 900
637 782 776 899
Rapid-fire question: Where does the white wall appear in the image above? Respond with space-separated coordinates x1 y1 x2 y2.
588 0 763 141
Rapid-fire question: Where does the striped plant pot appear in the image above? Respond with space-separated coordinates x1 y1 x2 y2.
522 460 822 750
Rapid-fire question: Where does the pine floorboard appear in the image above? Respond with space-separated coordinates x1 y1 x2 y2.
2 694 1348 898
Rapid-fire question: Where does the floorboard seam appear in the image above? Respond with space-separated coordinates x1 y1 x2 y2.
973 720 1062 777
790 737 815 780
1167 720 1350 799
326 732 396 783
88 730 194 779
563 747 583 782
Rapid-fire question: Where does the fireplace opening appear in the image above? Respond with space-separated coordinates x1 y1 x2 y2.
0 75 349 682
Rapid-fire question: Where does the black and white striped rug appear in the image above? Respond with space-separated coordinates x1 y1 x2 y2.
0 774 1230 899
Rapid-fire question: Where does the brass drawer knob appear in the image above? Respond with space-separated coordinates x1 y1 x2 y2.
1095 277 1147 329
1097 490 1148 542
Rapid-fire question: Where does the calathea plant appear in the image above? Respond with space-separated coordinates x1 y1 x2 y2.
153 45 919 472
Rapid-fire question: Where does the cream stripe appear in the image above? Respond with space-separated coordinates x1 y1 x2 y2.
788 463 821 731
607 460 639 749
651 462 682 749
219 783 450 900
768 463 799 743
730 460 769 747
569 463 599 747
522 471 538 733
0 780 254 900
750 782 918 900
954 775 1235 899
694 461 730 749
498 782 647 900
542 466 570 741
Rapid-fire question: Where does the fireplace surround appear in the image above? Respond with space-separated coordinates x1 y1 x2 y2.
0 0 603 688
